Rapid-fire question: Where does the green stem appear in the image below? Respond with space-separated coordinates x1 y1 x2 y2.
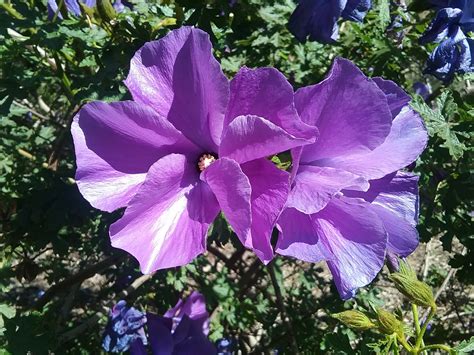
390 335 399 355
0 2 24 19
397 335 413 353
412 304 426 353
418 344 453 353
414 307 436 352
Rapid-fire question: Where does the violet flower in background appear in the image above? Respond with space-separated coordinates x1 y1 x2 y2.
130 291 216 355
47 0 128 19
413 81 431 100
288 0 372 43
421 1 474 81
216 338 234 354
102 300 147 353
276 58 428 299
71 26 316 274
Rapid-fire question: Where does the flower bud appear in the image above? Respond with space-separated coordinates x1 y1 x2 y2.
97 0 117 22
389 273 436 309
332 310 376 330
376 308 404 337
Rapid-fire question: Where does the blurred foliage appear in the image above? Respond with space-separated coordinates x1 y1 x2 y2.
0 0 472 353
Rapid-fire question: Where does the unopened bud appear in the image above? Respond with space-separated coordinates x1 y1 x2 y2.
398 259 417 279
376 308 404 337
386 251 400 273
97 0 117 22
332 310 376 330
389 273 436 309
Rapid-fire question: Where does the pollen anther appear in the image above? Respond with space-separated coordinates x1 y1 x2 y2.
198 154 216 171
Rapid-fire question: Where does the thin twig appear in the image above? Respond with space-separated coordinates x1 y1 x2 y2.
35 254 124 309
267 262 299 355
420 268 456 325
58 273 154 345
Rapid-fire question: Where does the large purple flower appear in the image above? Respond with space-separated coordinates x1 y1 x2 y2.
276 58 428 299
71 27 316 273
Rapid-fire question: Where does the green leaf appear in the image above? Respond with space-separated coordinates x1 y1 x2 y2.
454 336 474 353
410 92 467 160
378 0 391 27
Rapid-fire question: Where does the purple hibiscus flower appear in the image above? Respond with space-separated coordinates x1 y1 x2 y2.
289 0 372 43
130 291 216 355
71 26 316 273
275 58 428 299
102 300 148 352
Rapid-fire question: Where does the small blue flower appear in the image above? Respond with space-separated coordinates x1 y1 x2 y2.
102 300 147 353
413 82 431 100
47 0 129 20
421 1 474 81
288 0 372 44
424 34 473 81
217 337 234 354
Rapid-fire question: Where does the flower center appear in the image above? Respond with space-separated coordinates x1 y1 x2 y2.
198 153 216 172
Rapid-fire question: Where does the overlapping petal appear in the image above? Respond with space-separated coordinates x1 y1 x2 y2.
125 27 229 151
110 154 220 273
372 77 411 117
276 208 332 263
240 159 290 263
314 197 387 299
345 172 420 256
317 106 428 180
71 101 197 212
201 158 252 249
225 67 316 141
286 165 368 214
295 58 392 163
219 115 314 164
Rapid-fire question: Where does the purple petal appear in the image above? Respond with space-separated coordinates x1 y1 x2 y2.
65 0 81 16
174 334 217 355
125 27 229 151
345 172 420 256
286 165 369 214
295 58 392 164
315 197 387 299
219 115 313 164
342 0 372 22
71 101 197 212
147 313 174 355
110 154 220 273
225 67 317 141
201 158 252 251
129 339 148 355
372 77 411 117
166 291 210 335
47 0 63 20
420 8 462 44
315 107 428 180
276 208 332 263
241 159 290 263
